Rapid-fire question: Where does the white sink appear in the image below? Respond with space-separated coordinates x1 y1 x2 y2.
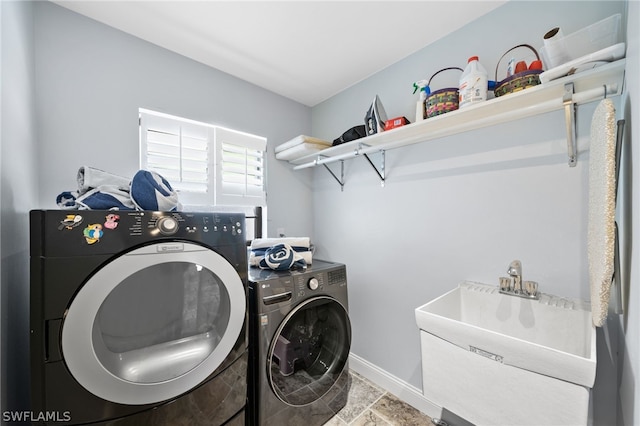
415 281 597 425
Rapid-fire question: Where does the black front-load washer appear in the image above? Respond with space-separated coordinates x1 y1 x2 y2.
30 210 248 425
247 260 351 426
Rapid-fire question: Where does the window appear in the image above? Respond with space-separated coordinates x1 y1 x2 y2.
139 109 267 208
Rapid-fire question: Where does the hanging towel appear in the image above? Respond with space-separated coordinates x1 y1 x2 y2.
588 98 617 327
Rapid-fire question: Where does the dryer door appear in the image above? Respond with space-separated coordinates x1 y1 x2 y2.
267 296 351 406
61 241 245 405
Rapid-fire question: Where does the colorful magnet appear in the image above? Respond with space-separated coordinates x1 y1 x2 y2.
83 224 103 244
58 214 84 230
104 214 120 230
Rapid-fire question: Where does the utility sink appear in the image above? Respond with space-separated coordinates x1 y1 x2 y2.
415 281 597 425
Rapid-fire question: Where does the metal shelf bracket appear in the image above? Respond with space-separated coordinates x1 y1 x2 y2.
322 160 344 191
563 82 577 167
363 150 386 187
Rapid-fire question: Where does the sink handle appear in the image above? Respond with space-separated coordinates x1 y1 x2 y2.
499 276 512 291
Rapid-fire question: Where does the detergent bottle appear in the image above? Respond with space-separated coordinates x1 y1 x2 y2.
459 56 488 108
412 80 430 122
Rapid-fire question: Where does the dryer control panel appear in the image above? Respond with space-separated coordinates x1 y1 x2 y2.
31 210 246 257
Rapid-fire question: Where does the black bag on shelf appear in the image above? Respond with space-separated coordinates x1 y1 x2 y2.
333 125 367 146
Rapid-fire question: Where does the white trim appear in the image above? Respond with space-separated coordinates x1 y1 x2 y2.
139 108 265 140
348 352 442 420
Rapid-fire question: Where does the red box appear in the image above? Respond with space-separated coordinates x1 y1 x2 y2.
384 116 410 131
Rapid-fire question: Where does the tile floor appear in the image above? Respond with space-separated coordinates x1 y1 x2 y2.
323 371 434 426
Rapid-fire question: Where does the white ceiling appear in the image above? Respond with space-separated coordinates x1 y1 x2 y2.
52 1 508 107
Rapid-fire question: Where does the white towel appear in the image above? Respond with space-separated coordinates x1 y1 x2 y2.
249 237 312 267
77 166 131 195
588 98 617 327
250 237 310 250
275 143 329 161
275 135 331 153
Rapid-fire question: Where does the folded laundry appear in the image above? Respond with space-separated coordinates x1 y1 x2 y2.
251 237 310 250
250 250 313 268
275 135 331 153
258 243 307 271
250 237 312 267
58 185 136 211
57 167 180 211
76 166 131 195
275 143 329 161
275 135 332 162
130 170 181 211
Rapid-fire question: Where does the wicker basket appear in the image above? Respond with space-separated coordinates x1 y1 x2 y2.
494 44 543 97
425 67 463 118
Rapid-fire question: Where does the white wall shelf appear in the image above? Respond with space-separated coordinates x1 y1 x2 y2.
287 59 626 188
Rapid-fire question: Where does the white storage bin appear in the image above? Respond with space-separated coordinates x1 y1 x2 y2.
540 13 622 68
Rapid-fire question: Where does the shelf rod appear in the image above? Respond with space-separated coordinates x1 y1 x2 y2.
292 82 618 171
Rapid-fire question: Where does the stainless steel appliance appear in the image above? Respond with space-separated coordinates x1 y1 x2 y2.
247 260 351 425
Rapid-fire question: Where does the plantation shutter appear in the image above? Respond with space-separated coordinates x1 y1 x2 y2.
140 110 266 208
140 112 213 206
215 127 267 206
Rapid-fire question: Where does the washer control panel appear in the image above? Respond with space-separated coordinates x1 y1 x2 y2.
248 261 347 314
307 277 319 290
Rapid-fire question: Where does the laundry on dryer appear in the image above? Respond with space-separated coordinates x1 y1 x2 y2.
249 237 313 268
56 166 181 211
30 210 248 425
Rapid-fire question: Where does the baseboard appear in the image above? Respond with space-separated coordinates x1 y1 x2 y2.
348 352 442 419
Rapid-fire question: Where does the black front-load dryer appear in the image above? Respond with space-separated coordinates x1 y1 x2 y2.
247 260 351 426
30 210 248 425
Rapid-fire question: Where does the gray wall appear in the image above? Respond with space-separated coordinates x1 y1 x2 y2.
1 0 314 418
1 0 638 424
311 1 631 423
33 1 314 238
1 0 39 417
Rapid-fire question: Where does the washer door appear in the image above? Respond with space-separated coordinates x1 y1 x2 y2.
61 242 245 405
267 296 351 406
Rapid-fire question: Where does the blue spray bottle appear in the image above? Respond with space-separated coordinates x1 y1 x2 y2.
413 80 430 122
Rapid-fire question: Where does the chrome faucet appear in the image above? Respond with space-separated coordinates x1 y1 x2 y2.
499 260 539 299
507 260 522 292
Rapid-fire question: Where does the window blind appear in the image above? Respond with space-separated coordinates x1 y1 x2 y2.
139 109 266 207
215 127 267 206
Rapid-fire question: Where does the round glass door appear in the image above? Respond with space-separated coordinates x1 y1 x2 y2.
267 296 351 406
61 242 245 405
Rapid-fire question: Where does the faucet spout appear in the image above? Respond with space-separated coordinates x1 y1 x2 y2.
499 260 539 299
507 260 522 292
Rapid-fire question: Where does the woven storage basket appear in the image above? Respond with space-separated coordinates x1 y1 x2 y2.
494 44 543 97
425 67 463 118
